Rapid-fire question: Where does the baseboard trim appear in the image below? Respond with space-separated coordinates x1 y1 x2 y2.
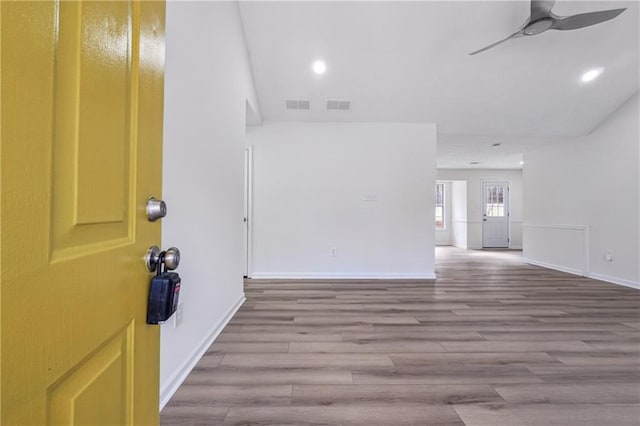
509 245 523 250
159 294 246 410
523 258 639 290
522 257 584 277
588 272 640 290
250 272 437 280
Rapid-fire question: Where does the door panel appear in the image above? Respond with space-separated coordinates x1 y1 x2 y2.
1 1 166 424
482 181 509 248
52 0 135 259
47 324 133 425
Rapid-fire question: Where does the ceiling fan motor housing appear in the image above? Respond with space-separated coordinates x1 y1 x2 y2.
524 17 554 35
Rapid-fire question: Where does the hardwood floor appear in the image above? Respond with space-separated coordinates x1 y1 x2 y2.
161 247 640 425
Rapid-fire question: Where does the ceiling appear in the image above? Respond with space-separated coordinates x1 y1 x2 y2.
238 1 639 168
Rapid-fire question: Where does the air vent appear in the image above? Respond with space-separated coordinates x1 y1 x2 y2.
286 99 310 110
326 99 351 111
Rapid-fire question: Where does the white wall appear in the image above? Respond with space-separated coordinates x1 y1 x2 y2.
248 122 437 279
436 169 523 249
523 93 639 289
451 180 468 249
160 1 260 408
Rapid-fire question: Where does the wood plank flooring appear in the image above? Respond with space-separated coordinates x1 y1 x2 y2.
161 247 640 425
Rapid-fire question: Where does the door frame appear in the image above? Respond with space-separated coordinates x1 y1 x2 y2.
481 180 510 248
243 146 254 277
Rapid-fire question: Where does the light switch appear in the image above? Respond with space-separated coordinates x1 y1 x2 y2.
363 194 377 201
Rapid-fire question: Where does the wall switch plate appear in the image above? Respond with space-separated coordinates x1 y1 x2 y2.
330 247 337 257
605 251 613 262
363 194 377 201
174 302 184 328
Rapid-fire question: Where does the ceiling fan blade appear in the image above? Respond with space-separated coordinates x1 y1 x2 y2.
469 32 521 55
551 8 627 31
530 0 556 20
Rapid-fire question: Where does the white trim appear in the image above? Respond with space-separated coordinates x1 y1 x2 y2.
242 145 254 278
523 258 639 290
523 223 588 230
522 257 584 277
509 245 523 250
250 272 437 280
159 294 246 410
523 223 590 275
248 145 254 277
587 272 640 290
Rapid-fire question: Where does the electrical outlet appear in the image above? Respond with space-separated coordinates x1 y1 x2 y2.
605 251 613 262
174 302 184 328
330 247 337 257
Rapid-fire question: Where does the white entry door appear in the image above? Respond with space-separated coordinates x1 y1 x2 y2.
482 181 509 248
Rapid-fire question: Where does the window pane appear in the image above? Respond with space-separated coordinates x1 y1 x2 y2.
435 206 443 228
435 183 445 229
485 185 505 217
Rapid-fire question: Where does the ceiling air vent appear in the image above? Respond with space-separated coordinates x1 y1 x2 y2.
326 100 351 111
286 99 310 110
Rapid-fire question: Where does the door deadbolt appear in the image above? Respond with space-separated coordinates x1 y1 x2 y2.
145 246 180 272
146 197 167 222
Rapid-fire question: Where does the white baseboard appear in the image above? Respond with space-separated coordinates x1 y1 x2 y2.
522 257 584 277
250 272 437 280
509 245 523 250
588 272 640 290
523 258 640 290
159 294 246 410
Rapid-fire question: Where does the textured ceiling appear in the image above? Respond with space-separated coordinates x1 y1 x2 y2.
238 1 639 168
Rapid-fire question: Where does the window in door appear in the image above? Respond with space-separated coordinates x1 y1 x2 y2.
435 183 445 228
485 185 505 217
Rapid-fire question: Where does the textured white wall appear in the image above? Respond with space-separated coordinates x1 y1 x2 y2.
523 93 639 288
436 169 523 249
248 122 437 279
160 1 260 407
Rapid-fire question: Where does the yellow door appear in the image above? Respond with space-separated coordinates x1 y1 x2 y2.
1 1 165 424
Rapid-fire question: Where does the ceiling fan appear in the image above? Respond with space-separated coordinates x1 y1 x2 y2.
470 0 627 55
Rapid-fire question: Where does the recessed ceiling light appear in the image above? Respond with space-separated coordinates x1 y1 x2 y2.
492 143 501 148
581 67 604 83
312 60 327 75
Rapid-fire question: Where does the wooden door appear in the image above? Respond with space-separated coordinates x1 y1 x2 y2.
482 181 510 248
1 1 165 424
